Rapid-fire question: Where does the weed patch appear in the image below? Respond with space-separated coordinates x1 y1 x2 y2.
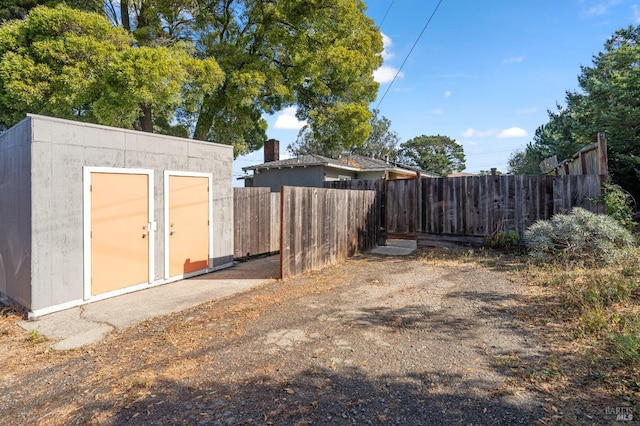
520 243 640 402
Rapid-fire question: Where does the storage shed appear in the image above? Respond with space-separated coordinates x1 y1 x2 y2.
0 114 234 318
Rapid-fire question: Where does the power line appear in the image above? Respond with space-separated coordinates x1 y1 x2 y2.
376 0 445 109
378 0 396 29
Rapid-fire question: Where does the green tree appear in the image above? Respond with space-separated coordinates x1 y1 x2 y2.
350 109 400 159
290 108 399 159
103 0 383 157
0 5 223 133
508 105 583 175
397 135 466 176
507 144 546 175
573 26 640 200
508 25 640 200
0 0 102 22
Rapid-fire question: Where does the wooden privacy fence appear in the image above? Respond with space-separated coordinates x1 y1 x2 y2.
280 186 377 279
328 174 605 247
233 188 280 259
418 174 604 245
325 179 384 244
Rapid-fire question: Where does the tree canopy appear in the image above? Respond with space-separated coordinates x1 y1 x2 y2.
0 5 223 133
289 108 399 159
101 0 382 156
508 25 640 201
397 135 466 176
0 0 101 22
0 0 383 158
350 109 400 159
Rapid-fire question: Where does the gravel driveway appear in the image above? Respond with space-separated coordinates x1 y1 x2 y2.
2 251 549 425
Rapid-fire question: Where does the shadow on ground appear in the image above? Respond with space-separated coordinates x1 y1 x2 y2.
72 367 544 425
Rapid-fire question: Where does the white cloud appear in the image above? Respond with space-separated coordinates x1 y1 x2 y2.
374 33 404 84
462 127 528 138
430 109 444 115
374 65 403 83
503 56 524 64
497 127 528 138
633 4 640 22
443 90 452 98
381 32 394 60
274 107 306 130
462 128 497 138
581 0 622 17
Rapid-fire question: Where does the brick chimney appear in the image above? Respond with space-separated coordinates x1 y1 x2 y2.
264 139 279 163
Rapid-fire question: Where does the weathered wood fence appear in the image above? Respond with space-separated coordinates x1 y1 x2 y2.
542 132 608 176
329 174 605 247
325 179 385 244
233 188 280 259
280 186 377 279
418 174 604 245
236 173 605 275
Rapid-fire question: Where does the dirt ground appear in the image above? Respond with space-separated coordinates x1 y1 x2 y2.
0 250 619 425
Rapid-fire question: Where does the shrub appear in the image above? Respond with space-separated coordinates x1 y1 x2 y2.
524 207 634 264
600 184 635 230
483 230 520 248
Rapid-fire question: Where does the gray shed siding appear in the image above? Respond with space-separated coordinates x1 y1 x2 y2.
0 115 234 315
0 119 32 308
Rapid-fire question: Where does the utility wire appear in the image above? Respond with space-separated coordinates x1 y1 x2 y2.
376 0 445 109
378 0 396 29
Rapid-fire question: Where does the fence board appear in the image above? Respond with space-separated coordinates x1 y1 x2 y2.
325 179 384 244
270 193 280 250
280 186 377 279
233 188 280 259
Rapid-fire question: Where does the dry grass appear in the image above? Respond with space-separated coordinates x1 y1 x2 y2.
420 246 640 419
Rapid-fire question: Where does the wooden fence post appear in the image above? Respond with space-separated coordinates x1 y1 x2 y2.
597 132 609 178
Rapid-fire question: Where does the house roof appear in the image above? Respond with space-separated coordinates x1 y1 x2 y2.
242 153 433 176
447 172 476 177
242 153 357 172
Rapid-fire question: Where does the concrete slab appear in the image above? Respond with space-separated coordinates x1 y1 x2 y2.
17 255 279 350
370 239 417 256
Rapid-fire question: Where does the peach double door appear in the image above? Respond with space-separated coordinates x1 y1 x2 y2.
85 169 212 299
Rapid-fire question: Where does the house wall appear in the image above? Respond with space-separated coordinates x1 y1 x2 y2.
323 168 358 182
0 118 33 308
251 166 326 192
355 170 387 181
22 114 233 313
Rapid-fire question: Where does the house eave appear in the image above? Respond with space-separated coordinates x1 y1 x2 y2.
243 161 360 173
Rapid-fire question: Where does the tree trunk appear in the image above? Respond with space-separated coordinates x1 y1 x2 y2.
121 0 131 32
140 103 153 132
193 94 215 141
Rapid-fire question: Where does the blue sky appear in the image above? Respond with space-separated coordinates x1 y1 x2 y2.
233 0 640 184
